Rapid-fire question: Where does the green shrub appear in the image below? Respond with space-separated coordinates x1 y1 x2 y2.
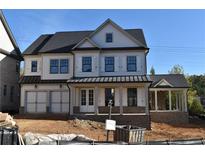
189 98 204 114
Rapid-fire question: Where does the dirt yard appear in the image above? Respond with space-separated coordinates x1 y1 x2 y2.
14 115 205 141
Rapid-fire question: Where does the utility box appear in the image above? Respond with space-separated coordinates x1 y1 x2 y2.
114 125 145 144
0 126 19 145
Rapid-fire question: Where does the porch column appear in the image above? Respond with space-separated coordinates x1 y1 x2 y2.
169 90 172 110
94 86 99 115
69 86 74 115
119 86 123 115
155 90 158 111
145 84 149 115
183 89 188 112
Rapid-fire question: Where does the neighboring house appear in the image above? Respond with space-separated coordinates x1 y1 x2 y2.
19 19 189 128
0 10 22 112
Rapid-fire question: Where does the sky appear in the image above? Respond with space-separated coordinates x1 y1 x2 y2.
3 9 205 75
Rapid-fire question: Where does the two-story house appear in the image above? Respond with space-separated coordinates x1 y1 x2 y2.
20 19 189 128
0 10 22 112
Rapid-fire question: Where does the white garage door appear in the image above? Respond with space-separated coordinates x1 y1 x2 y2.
51 91 69 113
26 91 47 113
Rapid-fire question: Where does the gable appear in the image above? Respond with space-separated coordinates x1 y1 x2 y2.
0 19 14 52
154 79 173 87
73 38 99 49
78 40 95 48
90 22 141 48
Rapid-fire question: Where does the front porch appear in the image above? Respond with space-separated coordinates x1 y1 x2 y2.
149 88 189 123
69 82 150 115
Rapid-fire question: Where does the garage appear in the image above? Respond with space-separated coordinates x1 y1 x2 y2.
50 91 69 113
26 91 47 113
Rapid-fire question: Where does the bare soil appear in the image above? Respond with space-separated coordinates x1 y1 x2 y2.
14 115 205 141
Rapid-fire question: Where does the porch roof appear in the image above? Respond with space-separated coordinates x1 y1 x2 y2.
67 75 152 84
149 74 189 88
19 76 67 84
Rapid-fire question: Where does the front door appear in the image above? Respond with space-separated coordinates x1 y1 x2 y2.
80 89 94 113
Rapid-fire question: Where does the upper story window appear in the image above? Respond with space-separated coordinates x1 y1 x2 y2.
105 57 114 72
31 61 37 72
127 56 137 72
60 59 69 74
106 33 113 43
82 57 92 72
50 59 59 74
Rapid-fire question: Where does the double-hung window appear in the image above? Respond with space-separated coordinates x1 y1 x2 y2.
105 57 114 72
127 88 138 106
82 57 92 72
50 59 59 74
31 61 37 72
127 56 137 72
60 59 69 74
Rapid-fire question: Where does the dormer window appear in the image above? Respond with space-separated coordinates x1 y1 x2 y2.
106 33 113 43
31 61 37 72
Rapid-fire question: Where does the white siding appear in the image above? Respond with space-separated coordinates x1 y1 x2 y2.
114 88 120 106
24 55 42 76
41 53 73 80
98 88 105 106
91 23 139 48
122 88 127 106
74 51 100 77
99 51 145 76
137 87 146 107
78 40 95 48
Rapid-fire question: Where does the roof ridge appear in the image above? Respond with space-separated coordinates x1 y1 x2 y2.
47 28 142 34
149 74 184 76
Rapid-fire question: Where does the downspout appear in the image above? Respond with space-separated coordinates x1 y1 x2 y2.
66 51 75 116
145 48 149 75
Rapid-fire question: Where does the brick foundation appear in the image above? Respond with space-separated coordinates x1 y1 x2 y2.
150 111 189 124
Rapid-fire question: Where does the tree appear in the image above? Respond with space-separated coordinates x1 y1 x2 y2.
168 64 184 74
189 98 204 114
150 66 155 75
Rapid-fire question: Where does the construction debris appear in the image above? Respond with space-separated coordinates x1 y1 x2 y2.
0 112 16 127
23 132 95 145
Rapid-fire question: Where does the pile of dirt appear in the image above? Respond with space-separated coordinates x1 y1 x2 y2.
72 118 104 130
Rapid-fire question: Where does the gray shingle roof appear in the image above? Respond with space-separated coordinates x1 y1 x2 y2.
149 74 189 88
23 34 53 55
22 29 148 55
